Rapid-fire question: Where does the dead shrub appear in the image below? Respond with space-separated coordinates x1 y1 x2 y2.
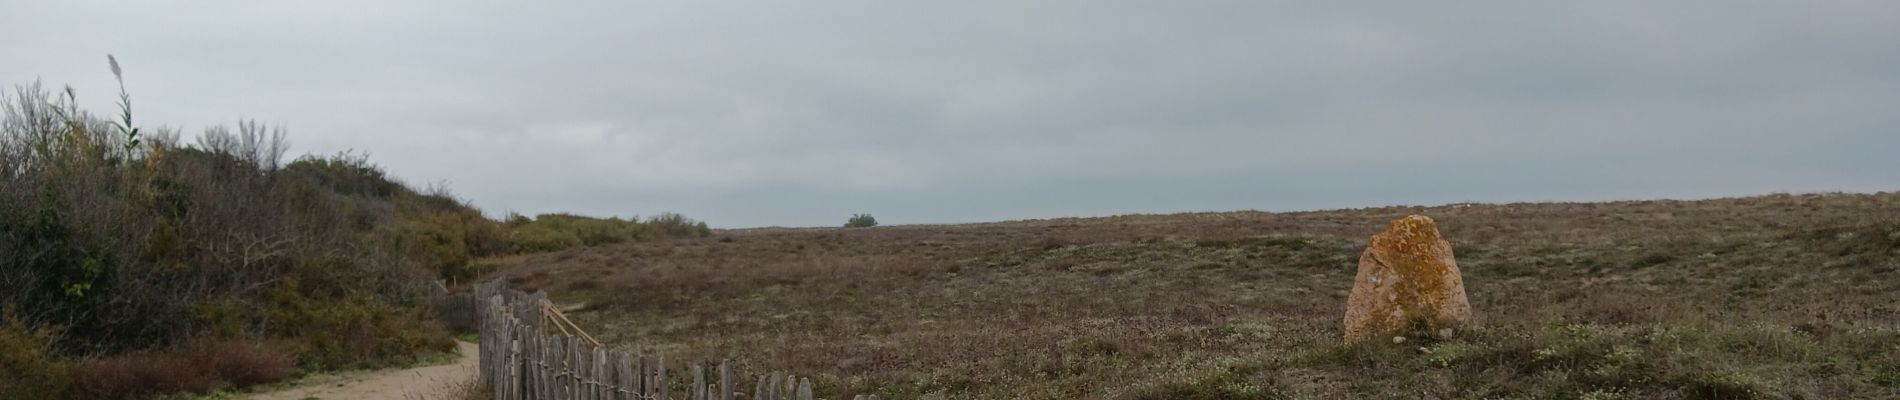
72 351 217 398
182 338 296 387
70 338 296 398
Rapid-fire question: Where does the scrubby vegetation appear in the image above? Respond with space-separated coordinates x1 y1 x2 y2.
505 212 710 254
0 61 708 398
495 193 1900 399
0 72 467 397
845 213 878 228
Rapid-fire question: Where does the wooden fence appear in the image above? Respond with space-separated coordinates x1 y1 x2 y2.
468 280 880 400
434 290 480 332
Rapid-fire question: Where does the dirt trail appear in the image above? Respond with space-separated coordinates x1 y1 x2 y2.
245 341 478 400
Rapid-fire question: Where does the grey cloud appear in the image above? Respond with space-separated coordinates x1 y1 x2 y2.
4 1 1896 227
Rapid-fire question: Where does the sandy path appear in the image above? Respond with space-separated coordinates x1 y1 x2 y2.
245 341 479 400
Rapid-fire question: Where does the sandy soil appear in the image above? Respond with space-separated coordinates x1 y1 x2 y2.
245 341 479 400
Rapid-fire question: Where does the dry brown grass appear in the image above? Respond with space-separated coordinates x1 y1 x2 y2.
489 192 1900 399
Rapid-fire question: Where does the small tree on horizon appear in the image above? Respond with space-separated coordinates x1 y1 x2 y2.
845 213 878 228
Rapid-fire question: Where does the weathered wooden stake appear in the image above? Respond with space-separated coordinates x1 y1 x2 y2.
657 355 669 400
720 360 734 400
692 363 706 400
771 372 784 400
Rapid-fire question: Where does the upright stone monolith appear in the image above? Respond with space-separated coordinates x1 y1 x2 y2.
1342 215 1472 343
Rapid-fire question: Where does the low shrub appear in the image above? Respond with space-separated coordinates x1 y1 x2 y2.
395 193 513 279
505 212 711 253
0 315 71 399
845 213 878 228
510 224 585 253
262 279 455 369
647 212 711 238
1129 366 1284 400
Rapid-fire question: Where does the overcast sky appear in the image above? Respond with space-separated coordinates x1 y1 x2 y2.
4 1 1896 227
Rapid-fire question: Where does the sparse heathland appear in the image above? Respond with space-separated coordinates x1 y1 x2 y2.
490 192 1900 399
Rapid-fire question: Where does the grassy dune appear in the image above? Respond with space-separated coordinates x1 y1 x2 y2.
492 192 1900 399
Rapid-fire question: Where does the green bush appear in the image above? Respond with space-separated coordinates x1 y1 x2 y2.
845 213 878 228
400 219 473 274
647 212 711 238
261 277 453 369
394 203 509 279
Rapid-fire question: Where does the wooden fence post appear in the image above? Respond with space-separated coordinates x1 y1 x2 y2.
541 331 552 400
599 347 612 400
771 372 785 400
581 341 594 400
550 335 564 399
638 355 652 397
691 363 705 400
720 360 734 400
572 335 586 399
656 355 669 400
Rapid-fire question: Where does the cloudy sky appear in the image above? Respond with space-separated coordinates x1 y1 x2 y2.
4 1 1896 227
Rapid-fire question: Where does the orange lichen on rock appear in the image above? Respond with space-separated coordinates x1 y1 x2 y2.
1342 215 1473 343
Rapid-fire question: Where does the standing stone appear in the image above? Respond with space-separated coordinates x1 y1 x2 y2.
1342 215 1473 342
